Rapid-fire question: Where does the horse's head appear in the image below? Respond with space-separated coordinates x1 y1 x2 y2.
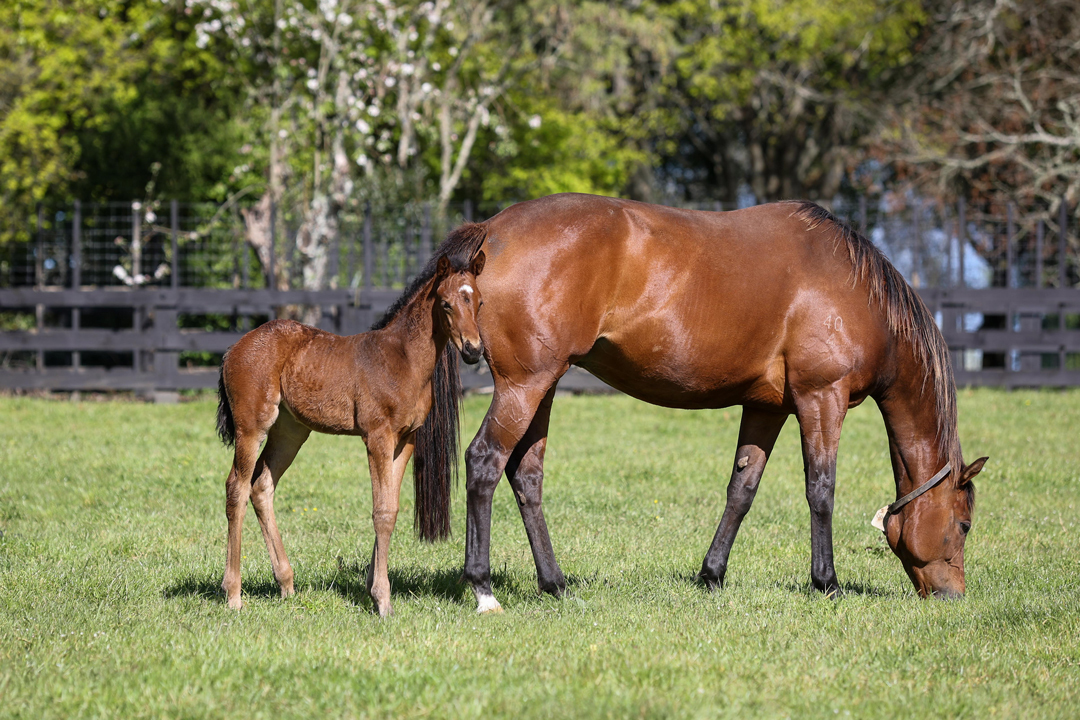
883 456 987 598
434 251 485 364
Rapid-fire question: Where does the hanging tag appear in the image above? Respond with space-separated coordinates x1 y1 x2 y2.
871 506 889 532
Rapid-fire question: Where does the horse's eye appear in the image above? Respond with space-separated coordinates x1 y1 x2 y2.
959 521 971 535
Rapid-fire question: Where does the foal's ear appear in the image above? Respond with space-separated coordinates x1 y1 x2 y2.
959 456 988 485
436 255 451 278
470 250 486 277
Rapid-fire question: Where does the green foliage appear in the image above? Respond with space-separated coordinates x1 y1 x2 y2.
478 103 646 200
0 390 1077 717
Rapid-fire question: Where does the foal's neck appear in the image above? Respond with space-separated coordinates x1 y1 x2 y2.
375 278 448 377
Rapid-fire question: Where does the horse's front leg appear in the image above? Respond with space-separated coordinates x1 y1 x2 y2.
794 387 848 595
464 380 554 614
364 431 413 617
504 384 565 596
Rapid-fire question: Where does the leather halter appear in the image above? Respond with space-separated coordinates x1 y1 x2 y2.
888 462 952 516
872 462 952 533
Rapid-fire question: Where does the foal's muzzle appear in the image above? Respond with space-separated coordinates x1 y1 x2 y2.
460 340 482 365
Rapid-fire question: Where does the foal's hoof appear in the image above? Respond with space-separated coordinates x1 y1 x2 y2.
280 584 295 599
227 595 243 610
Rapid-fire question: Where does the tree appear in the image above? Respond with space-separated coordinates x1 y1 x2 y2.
659 0 924 203
880 0 1080 219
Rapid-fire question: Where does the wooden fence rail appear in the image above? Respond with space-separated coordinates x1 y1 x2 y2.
0 288 609 394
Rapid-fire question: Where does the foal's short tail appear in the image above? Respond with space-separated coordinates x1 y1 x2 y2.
412 221 487 541
216 364 236 448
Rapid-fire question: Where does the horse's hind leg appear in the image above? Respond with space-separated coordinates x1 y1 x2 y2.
250 412 311 599
222 432 261 610
504 384 565 596
794 387 848 595
699 408 787 589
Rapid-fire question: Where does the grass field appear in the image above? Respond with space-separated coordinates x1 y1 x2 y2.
0 388 1078 718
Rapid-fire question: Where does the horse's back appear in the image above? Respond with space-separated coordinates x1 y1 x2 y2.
478 194 892 409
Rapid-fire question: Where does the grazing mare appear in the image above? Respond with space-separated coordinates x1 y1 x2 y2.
415 194 987 613
215 251 486 616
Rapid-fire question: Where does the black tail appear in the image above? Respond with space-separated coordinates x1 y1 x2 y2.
413 346 462 541
216 364 236 448
411 221 488 542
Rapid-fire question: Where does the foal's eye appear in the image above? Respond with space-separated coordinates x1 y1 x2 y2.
959 521 971 535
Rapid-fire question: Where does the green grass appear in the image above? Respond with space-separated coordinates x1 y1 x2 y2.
0 389 1077 718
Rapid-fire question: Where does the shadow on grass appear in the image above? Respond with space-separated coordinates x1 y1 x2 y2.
668 569 898 599
162 560 521 609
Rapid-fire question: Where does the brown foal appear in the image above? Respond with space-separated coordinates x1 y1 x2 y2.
215 251 485 615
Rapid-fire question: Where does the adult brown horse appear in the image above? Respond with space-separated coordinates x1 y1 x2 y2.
419 193 987 612
215 251 485 616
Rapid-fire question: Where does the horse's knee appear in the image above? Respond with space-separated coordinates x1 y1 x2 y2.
805 474 835 518
465 435 505 494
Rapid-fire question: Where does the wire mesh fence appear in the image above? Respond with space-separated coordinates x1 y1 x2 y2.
1 195 1076 292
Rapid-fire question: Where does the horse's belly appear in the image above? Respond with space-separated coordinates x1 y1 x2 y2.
576 337 785 410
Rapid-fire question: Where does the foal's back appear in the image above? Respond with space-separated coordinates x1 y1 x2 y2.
224 319 374 436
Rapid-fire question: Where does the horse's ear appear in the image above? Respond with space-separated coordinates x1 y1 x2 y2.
959 456 988 485
470 250 486 277
436 255 451 278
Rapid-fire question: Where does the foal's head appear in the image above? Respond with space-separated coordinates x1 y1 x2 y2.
434 251 485 364
885 456 987 599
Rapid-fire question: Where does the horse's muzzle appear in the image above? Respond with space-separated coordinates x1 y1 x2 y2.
460 341 482 365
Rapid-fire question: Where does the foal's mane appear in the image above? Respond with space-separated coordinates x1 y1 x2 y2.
789 202 964 498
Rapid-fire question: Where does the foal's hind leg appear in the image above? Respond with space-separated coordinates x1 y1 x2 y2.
504 384 565 596
699 408 787 589
794 388 848 595
250 412 311 599
222 433 262 610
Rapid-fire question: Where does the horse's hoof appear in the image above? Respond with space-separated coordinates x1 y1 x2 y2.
227 596 243 610
280 584 295 599
476 594 503 614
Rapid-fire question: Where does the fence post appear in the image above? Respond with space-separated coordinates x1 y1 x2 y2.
1006 202 1015 289
912 201 922 288
72 201 82 373
329 225 340 290
35 204 45 372
1060 195 1069 290
362 202 373 291
420 202 432 268
958 198 966 289
1036 220 1044 289
268 198 277 291
170 200 179 290
1062 195 1070 374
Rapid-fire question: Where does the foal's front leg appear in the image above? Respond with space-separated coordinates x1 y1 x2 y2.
364 431 414 617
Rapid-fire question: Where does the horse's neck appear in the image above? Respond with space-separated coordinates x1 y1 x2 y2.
877 375 954 495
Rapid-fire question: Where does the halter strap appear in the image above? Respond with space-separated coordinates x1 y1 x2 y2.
887 462 952 516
